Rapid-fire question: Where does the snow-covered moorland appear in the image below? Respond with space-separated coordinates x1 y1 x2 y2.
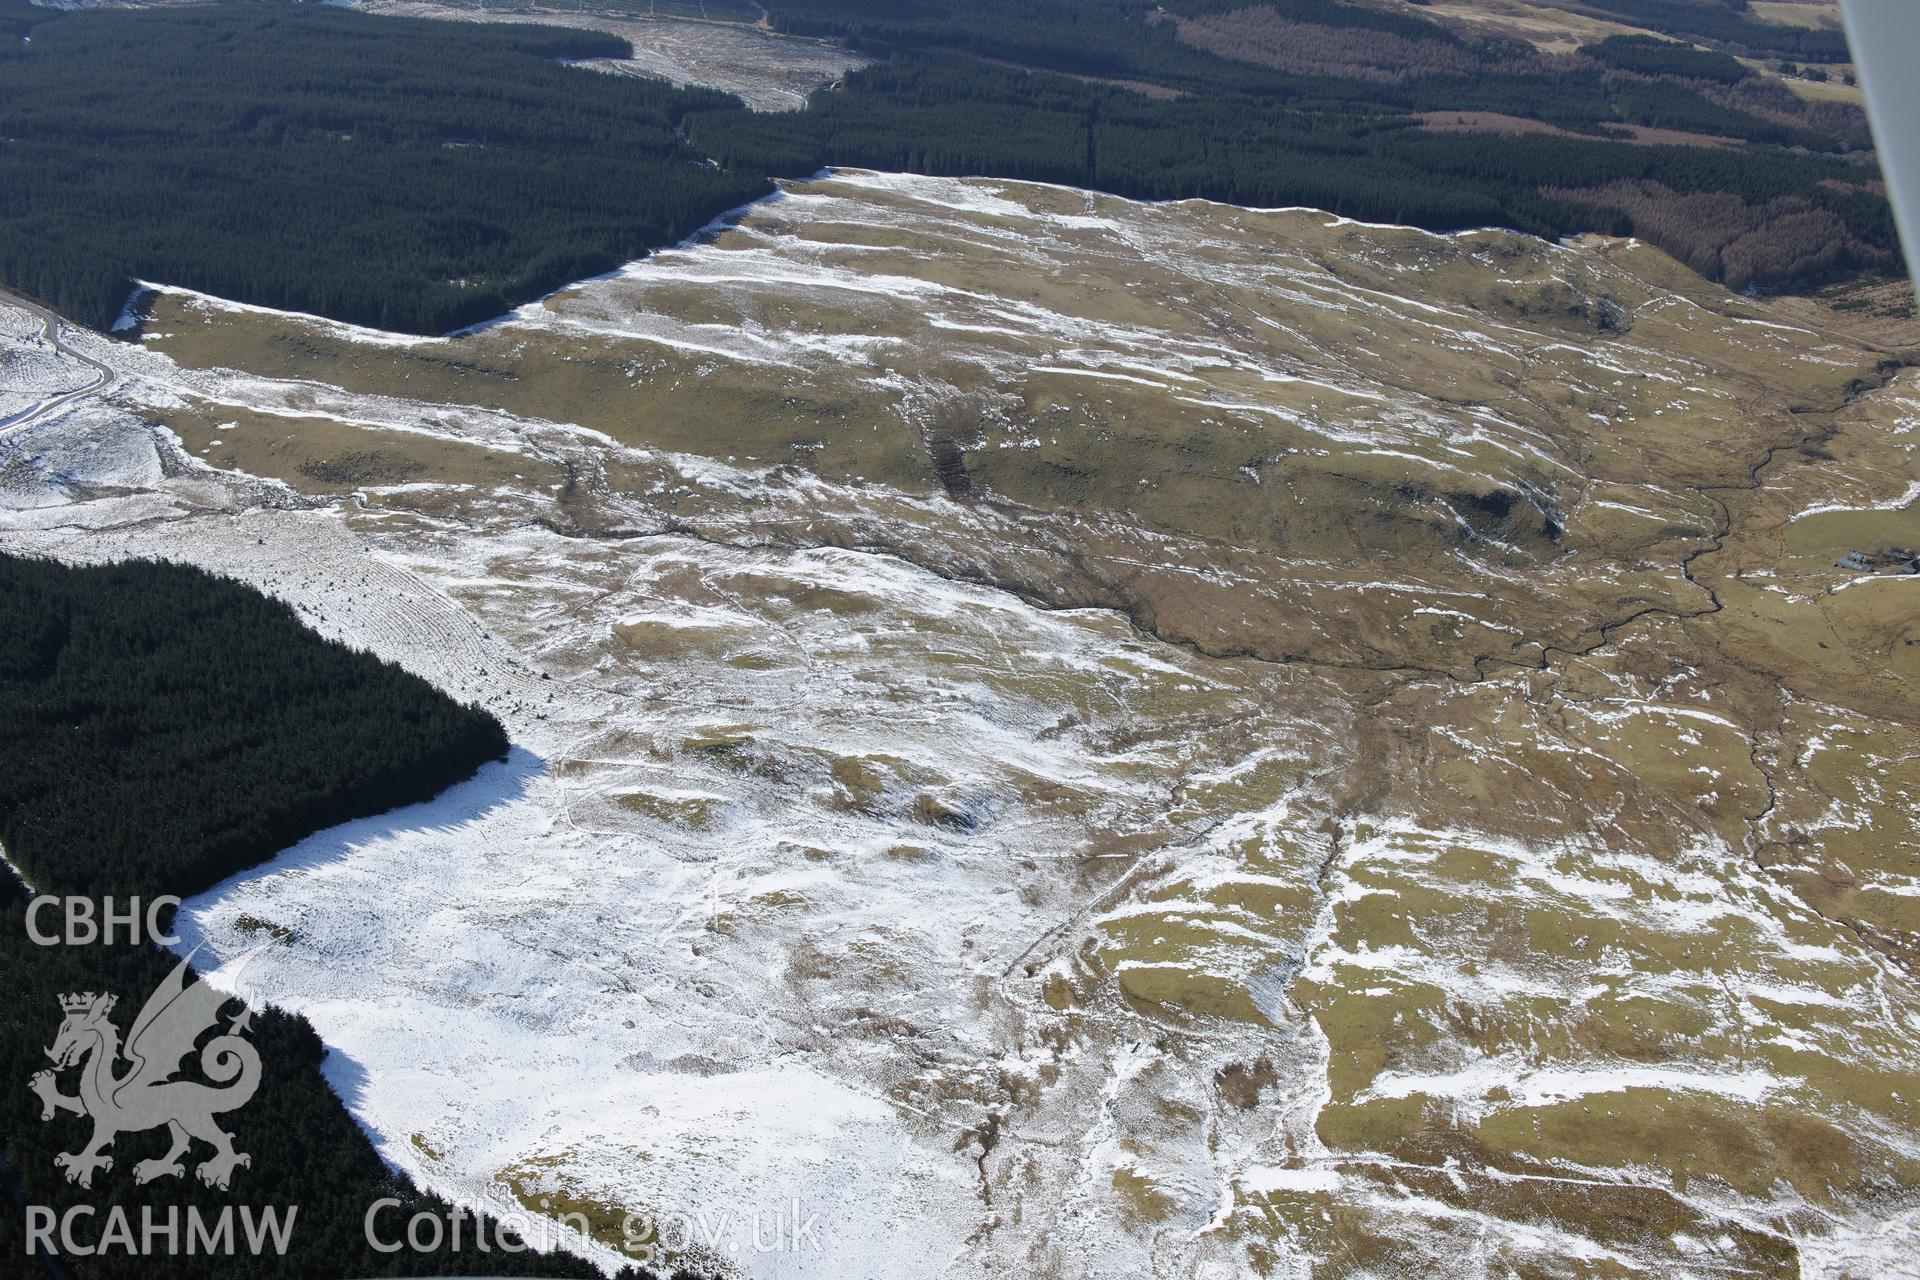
4 170 1919 1278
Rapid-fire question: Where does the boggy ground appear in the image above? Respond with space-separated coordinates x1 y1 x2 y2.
7 169 1920 1277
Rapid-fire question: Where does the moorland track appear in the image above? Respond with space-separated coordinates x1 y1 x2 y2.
0 287 115 440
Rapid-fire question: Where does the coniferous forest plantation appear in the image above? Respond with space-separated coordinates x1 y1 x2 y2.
0 0 772 333
0 555 509 897
0 0 1903 336
0 556 672 1279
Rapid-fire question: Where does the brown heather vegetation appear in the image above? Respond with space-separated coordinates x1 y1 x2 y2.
1696 74 1872 149
1173 7 1558 82
1175 5 1870 147
1552 178 1895 289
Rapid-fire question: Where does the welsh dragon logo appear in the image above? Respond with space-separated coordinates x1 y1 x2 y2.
30 955 262 1190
